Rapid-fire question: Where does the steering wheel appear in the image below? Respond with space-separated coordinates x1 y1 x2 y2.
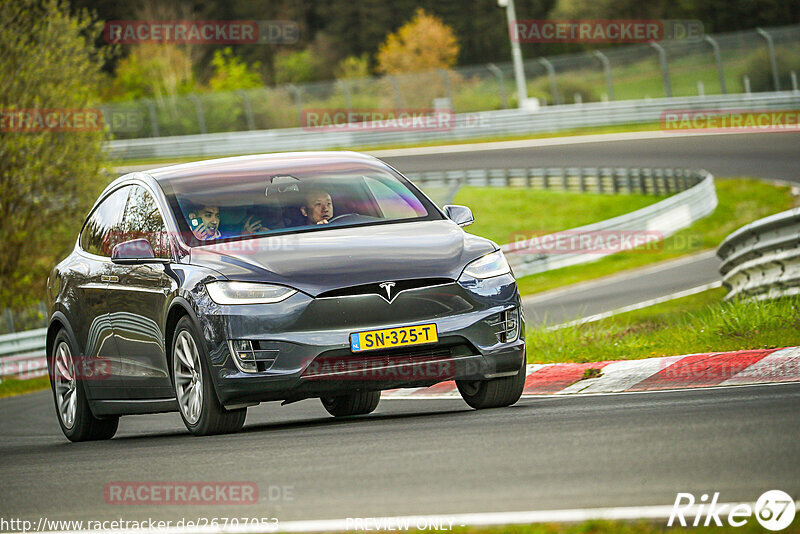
326 213 361 224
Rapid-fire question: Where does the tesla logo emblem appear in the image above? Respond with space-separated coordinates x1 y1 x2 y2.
379 282 396 302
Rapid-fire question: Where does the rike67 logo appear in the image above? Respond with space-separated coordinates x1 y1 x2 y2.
669 490 796 531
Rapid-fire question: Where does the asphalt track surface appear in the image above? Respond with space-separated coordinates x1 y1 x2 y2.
522 251 721 326
379 132 800 183
2 131 797 527
1 384 799 524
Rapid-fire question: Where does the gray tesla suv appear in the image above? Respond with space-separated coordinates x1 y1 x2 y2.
46 152 526 440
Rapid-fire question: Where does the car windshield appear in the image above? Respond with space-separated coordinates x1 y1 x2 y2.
158 159 440 244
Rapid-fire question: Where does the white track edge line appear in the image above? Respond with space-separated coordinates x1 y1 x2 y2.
35 501 800 534
547 281 723 330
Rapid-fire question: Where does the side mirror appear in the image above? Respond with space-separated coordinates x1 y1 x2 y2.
443 205 474 227
111 239 169 264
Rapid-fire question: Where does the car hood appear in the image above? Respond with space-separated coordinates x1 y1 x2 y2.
188 220 496 296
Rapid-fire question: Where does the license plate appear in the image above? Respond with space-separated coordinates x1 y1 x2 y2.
350 323 438 352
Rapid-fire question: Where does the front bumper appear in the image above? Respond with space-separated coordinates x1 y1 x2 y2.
194 275 526 406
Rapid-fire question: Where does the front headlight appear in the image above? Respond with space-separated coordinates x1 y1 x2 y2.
206 281 297 305
460 250 511 280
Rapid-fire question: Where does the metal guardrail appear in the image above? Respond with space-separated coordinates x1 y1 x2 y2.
717 207 800 300
0 166 718 380
106 91 800 161
494 168 717 277
0 328 48 382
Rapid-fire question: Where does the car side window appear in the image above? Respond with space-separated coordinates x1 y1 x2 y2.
80 187 130 257
122 185 171 259
364 176 424 219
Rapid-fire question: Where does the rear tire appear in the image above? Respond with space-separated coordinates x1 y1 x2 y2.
321 391 380 417
49 329 118 442
172 316 246 436
456 358 526 409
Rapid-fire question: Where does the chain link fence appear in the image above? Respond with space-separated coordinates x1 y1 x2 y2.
102 25 800 140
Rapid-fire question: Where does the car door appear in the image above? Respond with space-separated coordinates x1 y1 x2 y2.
72 186 130 400
108 184 176 399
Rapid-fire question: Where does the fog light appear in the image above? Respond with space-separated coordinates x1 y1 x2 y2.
228 340 257 373
489 308 520 343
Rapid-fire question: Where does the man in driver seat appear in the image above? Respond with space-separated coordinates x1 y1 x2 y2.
300 188 333 225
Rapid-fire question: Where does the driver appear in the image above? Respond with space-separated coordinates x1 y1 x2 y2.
300 189 333 225
187 204 221 240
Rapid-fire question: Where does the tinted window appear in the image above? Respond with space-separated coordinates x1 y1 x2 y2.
364 176 422 219
80 187 130 257
159 160 438 244
122 186 171 258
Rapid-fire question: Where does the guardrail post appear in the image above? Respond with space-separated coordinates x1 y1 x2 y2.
756 28 781 92
540 168 548 190
703 35 727 94
538 58 560 105
287 84 304 127
439 69 453 109
145 99 159 137
559 168 567 190
387 75 404 109
188 95 207 134
633 168 644 194
578 168 586 193
791 71 798 93
487 63 508 109
337 80 353 116
592 51 614 101
649 42 672 98
596 168 604 194
3 309 14 334
237 90 256 130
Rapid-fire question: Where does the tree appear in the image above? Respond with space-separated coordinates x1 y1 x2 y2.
208 48 263 92
376 8 459 75
274 49 317 84
0 0 108 308
111 43 196 101
335 54 371 80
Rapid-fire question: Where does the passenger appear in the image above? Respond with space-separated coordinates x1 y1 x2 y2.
187 204 221 240
240 213 267 235
300 189 333 225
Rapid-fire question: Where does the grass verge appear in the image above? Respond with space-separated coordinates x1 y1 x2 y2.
444 517 800 534
514 178 796 296
452 187 662 245
525 287 800 364
0 376 50 398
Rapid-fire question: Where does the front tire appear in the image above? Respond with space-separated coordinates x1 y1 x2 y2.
321 391 380 417
49 330 118 442
172 316 246 436
456 358 526 409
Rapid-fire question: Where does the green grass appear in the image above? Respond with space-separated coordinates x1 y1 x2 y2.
453 187 662 245
0 376 50 398
442 517 800 534
525 287 800 364
514 178 796 296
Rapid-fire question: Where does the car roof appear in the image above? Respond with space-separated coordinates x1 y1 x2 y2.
144 151 380 183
